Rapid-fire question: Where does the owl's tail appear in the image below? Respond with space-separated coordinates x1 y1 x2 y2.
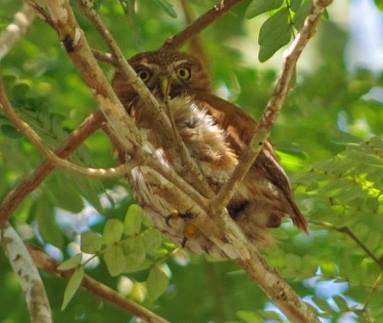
286 195 309 233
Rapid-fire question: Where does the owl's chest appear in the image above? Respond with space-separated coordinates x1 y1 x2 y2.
136 96 239 185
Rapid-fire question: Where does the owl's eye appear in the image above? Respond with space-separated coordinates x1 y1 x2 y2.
137 69 151 82
176 67 191 81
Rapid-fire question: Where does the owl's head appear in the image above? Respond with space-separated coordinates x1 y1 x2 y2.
112 50 211 105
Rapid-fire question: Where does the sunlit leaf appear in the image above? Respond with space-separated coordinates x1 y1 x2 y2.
58 254 82 271
258 8 291 62
245 0 283 19
103 244 126 276
124 204 143 236
61 267 84 310
81 231 102 254
147 266 169 300
103 219 124 245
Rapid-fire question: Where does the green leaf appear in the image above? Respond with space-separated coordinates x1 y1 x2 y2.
61 267 84 310
1 124 22 139
81 231 102 254
151 0 177 18
237 310 262 323
313 297 332 314
375 0 383 10
103 244 126 276
333 295 349 312
258 8 291 62
36 198 64 248
103 219 124 245
142 228 162 254
122 237 146 270
12 81 31 97
47 174 84 213
257 310 281 320
246 0 283 19
293 0 312 29
124 204 143 236
58 254 82 271
147 266 169 300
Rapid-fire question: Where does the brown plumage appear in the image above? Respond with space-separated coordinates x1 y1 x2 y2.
112 49 308 255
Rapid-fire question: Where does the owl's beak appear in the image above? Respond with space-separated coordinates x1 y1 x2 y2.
160 76 172 101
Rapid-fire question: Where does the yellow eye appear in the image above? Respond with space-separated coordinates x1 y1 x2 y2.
176 67 191 80
137 69 151 82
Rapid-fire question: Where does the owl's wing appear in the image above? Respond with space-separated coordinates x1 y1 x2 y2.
194 92 308 232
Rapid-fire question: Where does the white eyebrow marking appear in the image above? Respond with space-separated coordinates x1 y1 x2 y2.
173 59 189 67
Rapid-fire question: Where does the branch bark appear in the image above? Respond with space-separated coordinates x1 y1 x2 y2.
162 0 244 49
1 223 52 323
77 0 213 198
0 80 136 179
0 111 103 226
211 0 333 216
28 245 169 323
2 0 332 321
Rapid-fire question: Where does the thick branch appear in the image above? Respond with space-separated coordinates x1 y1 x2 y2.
211 0 333 215
77 0 213 198
162 0 244 49
0 111 103 226
0 4 35 60
28 245 169 323
1 223 52 323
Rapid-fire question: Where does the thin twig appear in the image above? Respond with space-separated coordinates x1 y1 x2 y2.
0 111 103 226
0 4 35 60
311 220 383 270
210 0 333 216
24 0 329 321
92 48 116 65
162 0 244 49
77 0 213 198
179 0 209 68
27 245 169 323
0 79 133 179
1 223 52 323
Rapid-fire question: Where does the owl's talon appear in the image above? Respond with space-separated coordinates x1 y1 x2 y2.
165 210 194 227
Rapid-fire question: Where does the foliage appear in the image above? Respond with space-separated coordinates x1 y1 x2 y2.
0 0 383 322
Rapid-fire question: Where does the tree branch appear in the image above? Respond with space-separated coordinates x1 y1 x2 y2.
1 223 52 323
0 78 134 179
21 0 330 321
77 0 213 198
27 245 169 323
162 0 244 49
311 220 383 270
0 111 103 227
211 0 333 216
0 3 35 61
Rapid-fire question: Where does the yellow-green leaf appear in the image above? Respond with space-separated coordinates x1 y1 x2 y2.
103 219 124 245
58 254 82 271
61 267 84 310
147 266 169 301
124 204 143 236
246 0 283 19
103 244 126 276
81 231 102 254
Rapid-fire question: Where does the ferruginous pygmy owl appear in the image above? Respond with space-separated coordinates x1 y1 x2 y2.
112 50 308 256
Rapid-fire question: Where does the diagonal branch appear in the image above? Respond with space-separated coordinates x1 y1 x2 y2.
0 111 103 226
1 223 52 323
0 79 134 179
28 245 169 323
211 0 333 216
162 0 244 49
77 0 213 198
311 220 383 270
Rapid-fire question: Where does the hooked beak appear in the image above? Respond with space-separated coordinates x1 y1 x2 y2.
160 76 173 101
